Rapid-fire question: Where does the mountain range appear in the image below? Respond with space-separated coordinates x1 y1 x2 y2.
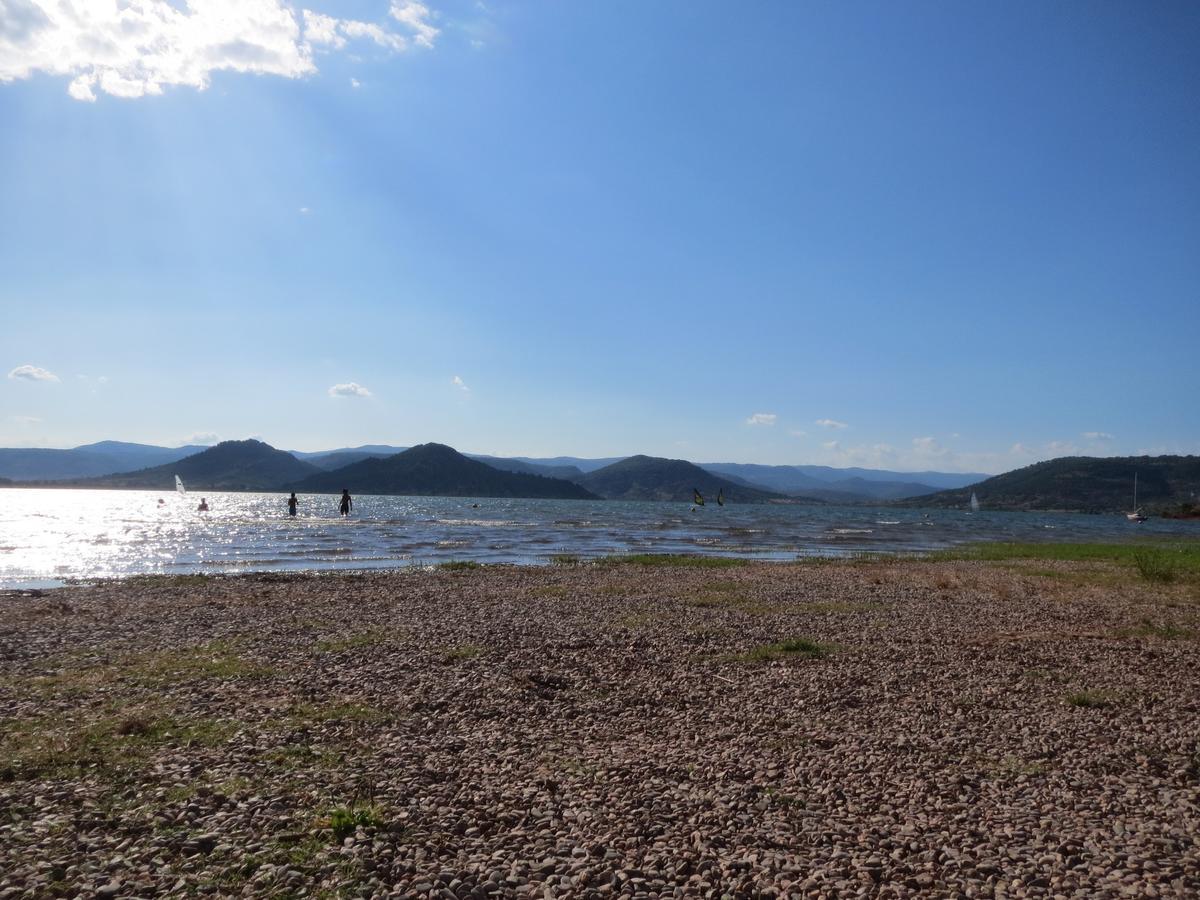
0 439 981 502
289 443 597 500
0 441 205 481
5 438 1198 513
907 455 1200 513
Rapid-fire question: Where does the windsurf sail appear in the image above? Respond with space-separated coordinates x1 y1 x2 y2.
717 488 724 507
969 491 979 513
175 475 186 495
693 488 705 507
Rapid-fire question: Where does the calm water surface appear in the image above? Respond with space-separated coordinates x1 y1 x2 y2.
1 488 1195 588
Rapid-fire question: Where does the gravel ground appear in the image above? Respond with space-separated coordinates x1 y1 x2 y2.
1 557 1198 898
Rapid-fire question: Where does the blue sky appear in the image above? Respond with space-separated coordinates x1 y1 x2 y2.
1 1 1198 473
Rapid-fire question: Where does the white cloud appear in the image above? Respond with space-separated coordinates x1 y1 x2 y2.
1010 442 1035 456
815 418 847 429
0 1 439 101
337 19 407 52
452 375 470 392
390 1 439 48
8 415 42 426
301 10 345 49
746 413 776 426
298 206 310 214
911 436 946 458
328 382 371 398
8 364 59 382
349 77 361 88
184 432 219 446
788 429 807 438
1083 431 1113 441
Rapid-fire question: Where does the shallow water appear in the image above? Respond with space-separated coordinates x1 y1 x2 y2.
0 488 1195 588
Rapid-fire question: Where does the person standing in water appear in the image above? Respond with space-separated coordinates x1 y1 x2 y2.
287 492 299 517
339 489 352 517
197 498 209 512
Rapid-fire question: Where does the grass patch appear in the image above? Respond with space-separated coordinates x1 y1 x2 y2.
933 541 1200 579
438 560 482 571
313 628 399 654
687 579 752 609
735 637 833 663
0 706 235 780
21 641 270 698
550 554 582 566
322 804 385 841
1065 690 1113 709
286 701 392 725
1117 620 1195 640
601 553 748 569
441 644 484 662
1133 550 1178 583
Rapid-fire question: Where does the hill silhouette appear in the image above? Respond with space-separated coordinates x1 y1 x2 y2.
578 455 793 503
291 443 598 500
0 441 204 481
87 440 320 491
904 455 1200 513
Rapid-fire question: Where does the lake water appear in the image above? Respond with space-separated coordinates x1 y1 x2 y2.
1 488 1195 589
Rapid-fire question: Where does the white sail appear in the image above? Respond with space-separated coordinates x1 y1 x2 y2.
175 475 186 495
969 491 980 513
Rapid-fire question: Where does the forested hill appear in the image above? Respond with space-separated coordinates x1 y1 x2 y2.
81 440 321 491
578 455 793 503
902 455 1200 513
290 443 598 500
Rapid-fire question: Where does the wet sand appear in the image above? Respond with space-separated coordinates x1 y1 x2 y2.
1 558 1198 897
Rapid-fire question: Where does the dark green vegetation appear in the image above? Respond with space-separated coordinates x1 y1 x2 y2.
1161 502 1200 520
290 443 599 500
907 455 1200 513
80 440 321 491
577 455 790 503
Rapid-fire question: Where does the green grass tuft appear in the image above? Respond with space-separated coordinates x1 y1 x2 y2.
1133 550 1178 583
325 805 385 841
737 637 833 662
1065 691 1112 709
438 560 482 571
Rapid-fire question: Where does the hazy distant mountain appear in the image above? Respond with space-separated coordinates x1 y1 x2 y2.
700 462 983 498
578 455 794 503
796 465 986 489
508 455 627 473
291 443 598 500
303 451 392 471
291 445 408 461
467 455 586 481
0 441 205 481
904 455 1200 513
87 440 321 491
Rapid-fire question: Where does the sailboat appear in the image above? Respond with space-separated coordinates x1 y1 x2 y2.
1126 473 1146 523
175 474 186 495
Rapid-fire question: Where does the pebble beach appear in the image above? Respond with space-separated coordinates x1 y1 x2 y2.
2 556 1198 898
